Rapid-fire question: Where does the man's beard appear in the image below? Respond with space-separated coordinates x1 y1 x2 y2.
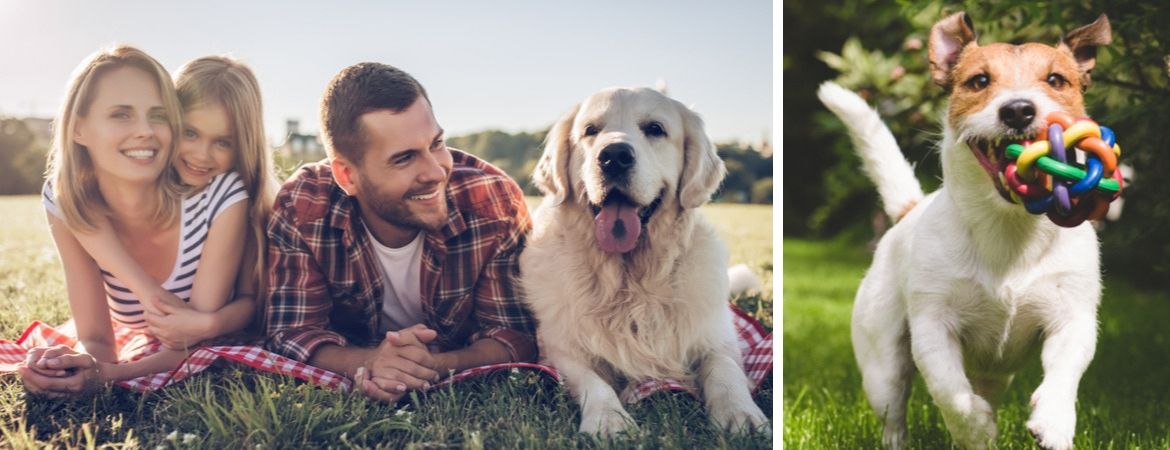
359 174 449 232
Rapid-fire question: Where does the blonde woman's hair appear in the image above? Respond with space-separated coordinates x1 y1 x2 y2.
174 55 278 297
45 45 186 232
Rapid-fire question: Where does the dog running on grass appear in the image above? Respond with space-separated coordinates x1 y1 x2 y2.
817 12 1112 450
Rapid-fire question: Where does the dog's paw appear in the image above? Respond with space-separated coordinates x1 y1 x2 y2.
941 393 997 449
579 407 637 437
881 422 907 450
1027 386 1077 450
708 399 769 432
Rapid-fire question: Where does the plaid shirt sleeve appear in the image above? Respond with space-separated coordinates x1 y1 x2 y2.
467 181 538 362
264 206 347 362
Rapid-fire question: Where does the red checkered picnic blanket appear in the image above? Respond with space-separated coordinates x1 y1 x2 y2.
0 305 771 402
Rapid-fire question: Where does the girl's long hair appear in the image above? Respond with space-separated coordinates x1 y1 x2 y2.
174 55 278 299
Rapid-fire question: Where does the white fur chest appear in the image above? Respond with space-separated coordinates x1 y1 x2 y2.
899 190 1102 374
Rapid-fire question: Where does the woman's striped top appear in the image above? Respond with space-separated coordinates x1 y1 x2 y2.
42 172 248 328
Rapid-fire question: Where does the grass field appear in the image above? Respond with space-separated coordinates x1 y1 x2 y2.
0 195 774 449
783 237 1170 449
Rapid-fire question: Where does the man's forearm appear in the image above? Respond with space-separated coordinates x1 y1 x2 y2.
308 343 376 379
435 338 513 376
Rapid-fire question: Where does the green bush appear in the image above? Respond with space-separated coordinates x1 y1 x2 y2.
0 118 49 195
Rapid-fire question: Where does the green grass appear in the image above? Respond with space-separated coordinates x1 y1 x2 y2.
0 195 774 449
783 237 1170 449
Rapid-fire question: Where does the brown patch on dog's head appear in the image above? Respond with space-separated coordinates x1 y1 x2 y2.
945 43 1089 129
928 12 1113 202
927 13 1112 131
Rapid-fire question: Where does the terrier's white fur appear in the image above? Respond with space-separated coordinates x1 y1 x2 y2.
817 12 1112 450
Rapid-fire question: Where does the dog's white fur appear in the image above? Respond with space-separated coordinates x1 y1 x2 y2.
728 264 763 296
817 12 1112 450
520 87 768 436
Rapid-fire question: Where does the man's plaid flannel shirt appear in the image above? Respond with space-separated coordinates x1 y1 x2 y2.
263 150 537 363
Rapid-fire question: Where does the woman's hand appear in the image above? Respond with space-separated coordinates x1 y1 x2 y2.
17 346 104 396
145 296 214 350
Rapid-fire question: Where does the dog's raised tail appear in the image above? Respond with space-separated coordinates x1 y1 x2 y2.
816 81 923 221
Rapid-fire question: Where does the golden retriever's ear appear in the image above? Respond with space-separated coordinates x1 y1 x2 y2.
678 106 726 209
534 103 579 205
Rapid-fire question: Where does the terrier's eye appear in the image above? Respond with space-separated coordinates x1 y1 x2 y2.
964 74 990 91
583 124 599 137
1046 73 1069 89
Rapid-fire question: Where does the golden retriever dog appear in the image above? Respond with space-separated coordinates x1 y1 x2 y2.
520 87 768 436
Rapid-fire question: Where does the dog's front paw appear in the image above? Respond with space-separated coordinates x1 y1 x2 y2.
580 407 637 437
1027 386 1077 450
708 398 769 432
941 393 997 449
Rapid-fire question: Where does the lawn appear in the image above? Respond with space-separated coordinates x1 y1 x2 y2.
0 195 774 449
783 237 1170 449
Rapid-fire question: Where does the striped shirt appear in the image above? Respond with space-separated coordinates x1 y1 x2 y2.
264 150 537 363
43 172 248 328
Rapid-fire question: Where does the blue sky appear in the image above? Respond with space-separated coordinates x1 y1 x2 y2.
0 1 772 145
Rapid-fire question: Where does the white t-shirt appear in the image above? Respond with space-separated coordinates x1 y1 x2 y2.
43 172 248 328
363 225 427 334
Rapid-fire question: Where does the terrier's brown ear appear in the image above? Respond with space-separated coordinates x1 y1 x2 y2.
1060 14 1112 88
928 12 978 89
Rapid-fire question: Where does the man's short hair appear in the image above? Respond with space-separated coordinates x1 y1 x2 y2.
319 62 430 164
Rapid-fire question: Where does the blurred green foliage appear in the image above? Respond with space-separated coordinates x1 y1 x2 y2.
0 118 49 195
786 0 1170 286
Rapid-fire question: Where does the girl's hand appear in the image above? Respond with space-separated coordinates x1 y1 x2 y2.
145 296 213 350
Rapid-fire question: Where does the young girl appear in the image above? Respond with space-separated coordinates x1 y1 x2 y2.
146 55 278 349
19 48 274 394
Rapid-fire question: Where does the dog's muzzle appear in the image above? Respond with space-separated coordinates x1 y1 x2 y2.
968 137 1017 203
590 190 662 254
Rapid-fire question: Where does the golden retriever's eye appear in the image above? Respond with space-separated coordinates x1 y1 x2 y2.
964 73 990 91
641 121 667 138
1047 73 1068 89
583 124 599 137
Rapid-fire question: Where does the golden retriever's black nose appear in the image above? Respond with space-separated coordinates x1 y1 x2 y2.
998 99 1036 131
600 143 635 178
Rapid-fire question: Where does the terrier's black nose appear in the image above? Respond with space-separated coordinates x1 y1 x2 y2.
998 99 1036 130
599 143 635 178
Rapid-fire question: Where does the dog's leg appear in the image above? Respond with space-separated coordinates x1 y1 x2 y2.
552 354 637 437
852 261 913 449
854 326 913 450
909 304 997 450
1027 308 1097 450
697 346 769 432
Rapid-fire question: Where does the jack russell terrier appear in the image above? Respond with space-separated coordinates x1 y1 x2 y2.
817 11 1112 450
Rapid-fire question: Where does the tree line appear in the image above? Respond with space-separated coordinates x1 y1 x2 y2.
0 118 772 204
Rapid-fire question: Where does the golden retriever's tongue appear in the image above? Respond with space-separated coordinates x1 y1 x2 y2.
594 201 642 253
